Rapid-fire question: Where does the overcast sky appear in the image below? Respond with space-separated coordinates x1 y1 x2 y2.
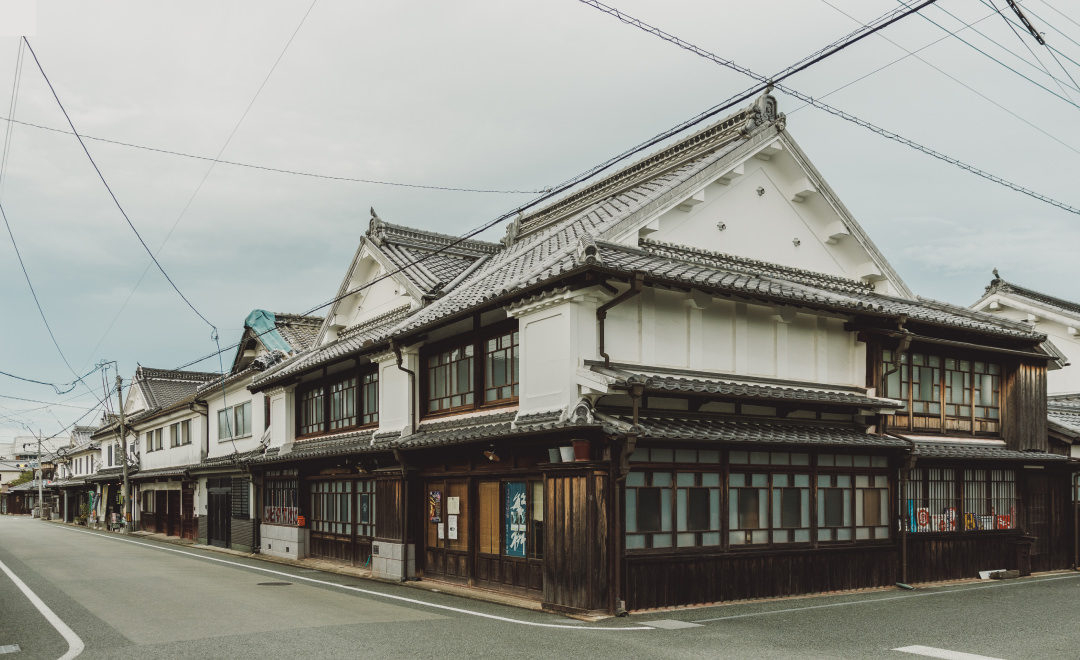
2 0 1079 443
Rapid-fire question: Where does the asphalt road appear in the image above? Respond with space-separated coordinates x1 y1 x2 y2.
1 515 1078 659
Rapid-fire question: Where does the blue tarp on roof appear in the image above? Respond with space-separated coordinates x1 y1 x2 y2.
244 309 292 354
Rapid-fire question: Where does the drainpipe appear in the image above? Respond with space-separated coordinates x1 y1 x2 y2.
886 431 917 588
393 448 410 582
391 340 416 436
597 272 645 369
880 315 912 388
1074 471 1078 570
612 382 644 617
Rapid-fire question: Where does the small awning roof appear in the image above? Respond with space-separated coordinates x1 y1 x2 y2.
586 362 902 410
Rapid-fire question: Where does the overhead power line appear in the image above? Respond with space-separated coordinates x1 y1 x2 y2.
174 1 943 371
577 0 1080 217
21 37 217 332
0 114 543 194
813 0 1080 159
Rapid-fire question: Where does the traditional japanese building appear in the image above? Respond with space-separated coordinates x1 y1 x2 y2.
233 91 1076 613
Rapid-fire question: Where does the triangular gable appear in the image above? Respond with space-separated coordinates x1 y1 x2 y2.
601 130 910 297
230 310 323 373
315 209 496 346
514 91 911 299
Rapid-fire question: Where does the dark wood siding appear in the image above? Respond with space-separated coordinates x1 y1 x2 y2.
375 477 402 542
543 469 609 613
1002 362 1047 452
626 546 896 610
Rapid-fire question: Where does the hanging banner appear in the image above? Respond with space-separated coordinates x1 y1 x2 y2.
504 481 526 558
429 491 442 523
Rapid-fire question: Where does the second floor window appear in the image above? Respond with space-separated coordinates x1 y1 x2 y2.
170 420 191 447
218 401 252 440
298 368 378 437
146 428 163 453
425 324 519 415
882 349 1001 435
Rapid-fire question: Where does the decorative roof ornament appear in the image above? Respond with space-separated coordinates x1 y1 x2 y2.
742 86 784 136
569 398 596 425
501 214 522 249
368 207 387 246
575 234 603 267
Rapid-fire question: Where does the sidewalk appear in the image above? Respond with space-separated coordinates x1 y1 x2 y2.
47 519 545 614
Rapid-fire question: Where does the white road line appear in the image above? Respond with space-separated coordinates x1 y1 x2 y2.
691 574 1080 623
0 556 84 660
62 527 653 631
893 645 1005 660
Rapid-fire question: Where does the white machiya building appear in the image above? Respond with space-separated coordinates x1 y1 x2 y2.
971 277 1080 460
192 310 322 552
243 90 1070 613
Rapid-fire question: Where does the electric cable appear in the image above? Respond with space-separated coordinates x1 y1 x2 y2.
0 116 542 194
813 0 1080 158
21 37 216 331
985 0 1080 100
906 0 1080 102
578 0 1080 217
983 0 1078 104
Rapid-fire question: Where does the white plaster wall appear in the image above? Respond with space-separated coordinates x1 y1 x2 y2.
268 387 295 449
514 292 600 415
602 288 863 387
138 409 203 470
377 350 417 435
205 381 265 459
976 303 1080 394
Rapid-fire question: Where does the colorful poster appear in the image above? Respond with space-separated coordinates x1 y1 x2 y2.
429 491 442 523
915 507 931 532
504 481 527 558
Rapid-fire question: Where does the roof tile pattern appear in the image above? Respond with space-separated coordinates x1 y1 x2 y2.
911 440 1067 461
615 414 907 448
591 364 901 409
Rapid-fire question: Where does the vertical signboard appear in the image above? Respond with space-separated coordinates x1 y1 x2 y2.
504 481 526 558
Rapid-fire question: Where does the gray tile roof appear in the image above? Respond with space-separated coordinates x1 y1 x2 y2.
135 367 218 412
273 314 324 352
911 440 1067 462
609 413 908 448
1047 407 1080 439
248 429 378 464
368 215 499 295
600 241 1043 341
590 363 902 409
130 465 199 480
397 409 521 449
86 467 134 482
251 304 413 389
977 277 1080 319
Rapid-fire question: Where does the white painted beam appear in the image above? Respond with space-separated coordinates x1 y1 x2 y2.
790 177 817 203
824 220 849 245
715 163 744 185
755 140 783 161
676 190 706 212
856 261 885 282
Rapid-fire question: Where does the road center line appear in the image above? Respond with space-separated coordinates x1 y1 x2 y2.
63 527 653 631
691 573 1080 623
893 645 1005 660
0 556 85 660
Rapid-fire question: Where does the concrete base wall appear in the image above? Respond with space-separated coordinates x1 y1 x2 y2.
261 524 307 559
370 541 415 581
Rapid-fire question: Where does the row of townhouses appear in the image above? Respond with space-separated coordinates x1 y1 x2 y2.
8 92 1080 614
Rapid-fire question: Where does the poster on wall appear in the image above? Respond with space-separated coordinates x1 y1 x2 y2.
429 491 442 523
447 496 460 515
448 515 458 540
504 481 527 558
437 522 445 539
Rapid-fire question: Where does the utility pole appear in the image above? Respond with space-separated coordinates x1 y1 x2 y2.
35 432 42 519
116 375 130 534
